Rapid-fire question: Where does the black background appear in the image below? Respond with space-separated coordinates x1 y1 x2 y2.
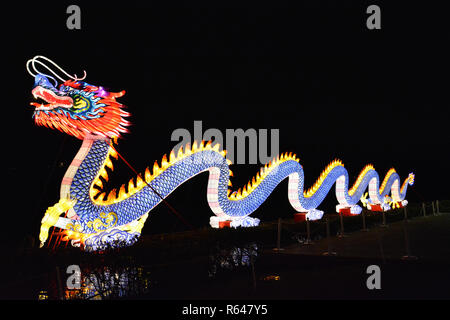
2 1 449 247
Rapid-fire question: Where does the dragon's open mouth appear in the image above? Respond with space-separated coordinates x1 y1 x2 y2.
30 86 73 110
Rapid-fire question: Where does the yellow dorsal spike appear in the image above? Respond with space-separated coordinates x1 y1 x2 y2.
109 148 118 159
177 146 184 158
212 143 220 152
99 167 108 182
227 189 231 197
226 159 232 165
128 178 135 192
95 179 103 189
185 143 191 154
153 160 160 174
104 157 113 169
220 149 227 157
91 188 100 199
169 150 176 163
144 167 152 182
98 192 106 201
107 189 117 202
118 184 126 199
192 140 198 152
161 154 169 168
205 140 213 149
229 170 233 177
228 180 232 187
136 175 144 188
199 140 205 150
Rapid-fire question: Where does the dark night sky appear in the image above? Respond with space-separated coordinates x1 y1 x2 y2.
2 1 449 246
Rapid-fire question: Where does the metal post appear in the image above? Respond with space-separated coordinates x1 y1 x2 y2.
361 209 368 231
326 217 330 251
422 202 426 217
277 217 281 249
338 213 346 237
305 218 312 244
323 216 336 256
401 220 417 260
432 201 436 216
437 200 440 214
381 210 388 227
403 206 408 222
55 266 64 300
273 217 284 251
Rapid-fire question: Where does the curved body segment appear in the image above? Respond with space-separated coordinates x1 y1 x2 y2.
52 137 414 250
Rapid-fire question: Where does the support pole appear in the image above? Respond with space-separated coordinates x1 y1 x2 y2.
273 217 284 251
304 218 312 244
401 220 417 260
381 210 388 227
422 202 426 217
277 217 281 249
437 200 440 214
403 206 408 222
361 209 368 231
323 216 336 256
55 266 64 300
432 201 436 216
338 213 346 237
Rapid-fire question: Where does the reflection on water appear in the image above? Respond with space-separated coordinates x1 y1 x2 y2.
208 242 259 278
64 265 151 300
38 241 260 300
38 290 48 300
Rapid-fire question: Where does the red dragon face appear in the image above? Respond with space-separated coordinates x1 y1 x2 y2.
30 72 130 140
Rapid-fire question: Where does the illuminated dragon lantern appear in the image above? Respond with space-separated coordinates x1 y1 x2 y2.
27 56 415 251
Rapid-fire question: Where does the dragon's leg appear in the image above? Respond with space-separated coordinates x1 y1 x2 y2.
39 198 75 247
336 204 363 215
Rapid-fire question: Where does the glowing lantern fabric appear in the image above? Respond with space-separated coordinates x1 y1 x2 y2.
27 56 415 251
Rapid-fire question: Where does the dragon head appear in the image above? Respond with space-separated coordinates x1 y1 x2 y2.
28 56 130 140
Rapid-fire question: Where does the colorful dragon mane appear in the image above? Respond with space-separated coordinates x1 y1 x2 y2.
27 56 415 251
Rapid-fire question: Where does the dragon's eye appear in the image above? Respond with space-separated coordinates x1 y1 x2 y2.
70 94 90 113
